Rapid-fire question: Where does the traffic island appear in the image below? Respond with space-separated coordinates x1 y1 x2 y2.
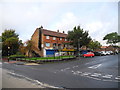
15 56 76 64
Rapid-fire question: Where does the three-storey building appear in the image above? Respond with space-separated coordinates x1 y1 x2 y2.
31 27 74 57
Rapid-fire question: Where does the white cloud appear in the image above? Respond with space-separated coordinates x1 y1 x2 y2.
1 1 118 46
1 2 62 42
53 11 117 46
53 12 80 33
1 0 119 3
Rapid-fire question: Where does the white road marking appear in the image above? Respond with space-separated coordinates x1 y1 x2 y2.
60 67 70 71
102 79 113 82
72 65 78 68
0 62 2 64
102 75 113 78
91 73 101 77
88 64 102 69
72 71 83 75
115 76 120 80
61 69 64 71
71 70 74 73
76 71 82 74
72 72 79 75
86 76 101 80
65 67 70 70
80 72 91 76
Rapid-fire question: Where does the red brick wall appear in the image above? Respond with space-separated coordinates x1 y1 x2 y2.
31 28 44 57
43 35 69 47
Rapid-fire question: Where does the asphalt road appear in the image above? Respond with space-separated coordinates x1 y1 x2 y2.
2 54 120 88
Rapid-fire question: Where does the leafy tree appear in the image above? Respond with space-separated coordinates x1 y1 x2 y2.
67 26 91 53
103 32 120 45
25 40 33 57
1 29 20 56
18 40 26 55
88 40 102 51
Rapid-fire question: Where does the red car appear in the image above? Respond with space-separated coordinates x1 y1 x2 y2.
83 52 94 57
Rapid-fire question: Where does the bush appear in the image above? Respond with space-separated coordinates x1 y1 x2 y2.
9 55 26 60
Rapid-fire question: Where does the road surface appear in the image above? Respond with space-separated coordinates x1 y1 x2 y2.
2 54 120 88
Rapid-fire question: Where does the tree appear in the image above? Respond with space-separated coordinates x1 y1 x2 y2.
103 32 120 45
67 26 92 53
88 40 102 51
18 40 26 55
25 40 33 57
1 29 20 56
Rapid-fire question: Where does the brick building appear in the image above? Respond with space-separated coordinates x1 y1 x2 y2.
30 27 74 57
95 46 119 53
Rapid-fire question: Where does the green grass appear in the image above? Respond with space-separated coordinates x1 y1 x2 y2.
22 55 75 61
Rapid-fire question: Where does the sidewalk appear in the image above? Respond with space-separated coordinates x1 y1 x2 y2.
2 69 44 88
3 60 40 65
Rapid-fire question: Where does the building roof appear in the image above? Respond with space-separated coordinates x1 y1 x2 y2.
101 46 108 48
42 29 67 38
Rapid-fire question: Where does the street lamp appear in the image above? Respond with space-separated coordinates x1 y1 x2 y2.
78 37 82 57
53 44 56 59
8 46 10 62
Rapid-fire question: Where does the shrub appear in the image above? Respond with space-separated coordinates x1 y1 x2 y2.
9 55 26 60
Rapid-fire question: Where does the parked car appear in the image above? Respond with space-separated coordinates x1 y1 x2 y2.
105 51 111 55
93 52 101 56
100 51 107 56
82 52 95 57
108 51 115 55
109 51 114 55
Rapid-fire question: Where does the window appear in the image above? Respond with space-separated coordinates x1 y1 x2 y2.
60 38 62 40
53 37 56 40
65 39 67 41
45 43 50 47
53 43 57 48
46 36 49 39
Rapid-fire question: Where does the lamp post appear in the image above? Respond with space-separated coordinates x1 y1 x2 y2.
53 44 56 59
8 46 10 62
78 37 82 58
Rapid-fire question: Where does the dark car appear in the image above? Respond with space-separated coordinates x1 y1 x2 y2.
94 52 101 56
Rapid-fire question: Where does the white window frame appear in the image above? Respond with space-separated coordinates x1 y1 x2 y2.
46 43 50 47
60 38 62 40
46 36 49 39
65 39 67 41
53 37 56 40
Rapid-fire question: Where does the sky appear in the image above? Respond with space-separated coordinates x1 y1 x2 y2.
0 0 119 46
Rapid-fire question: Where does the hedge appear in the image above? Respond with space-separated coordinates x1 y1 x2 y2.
9 55 26 60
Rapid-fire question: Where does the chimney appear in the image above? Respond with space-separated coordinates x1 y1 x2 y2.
38 25 43 29
63 31 65 33
57 30 59 32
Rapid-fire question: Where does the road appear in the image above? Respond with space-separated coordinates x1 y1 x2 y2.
2 54 120 88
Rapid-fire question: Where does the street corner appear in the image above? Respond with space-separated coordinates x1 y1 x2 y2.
5 61 26 65
8 61 19 64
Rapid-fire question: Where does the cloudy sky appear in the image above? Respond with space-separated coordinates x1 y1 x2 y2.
0 0 119 46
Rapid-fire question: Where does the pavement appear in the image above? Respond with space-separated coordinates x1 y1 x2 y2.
2 54 120 88
4 61 40 65
2 69 44 88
